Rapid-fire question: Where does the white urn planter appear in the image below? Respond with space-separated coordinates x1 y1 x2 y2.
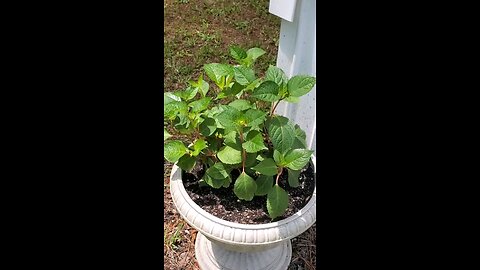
169 156 317 270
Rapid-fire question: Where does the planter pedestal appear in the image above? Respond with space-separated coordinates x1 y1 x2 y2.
195 232 292 270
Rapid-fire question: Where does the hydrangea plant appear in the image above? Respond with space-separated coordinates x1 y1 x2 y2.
164 46 316 219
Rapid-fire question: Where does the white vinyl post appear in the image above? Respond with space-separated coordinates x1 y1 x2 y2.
269 0 317 156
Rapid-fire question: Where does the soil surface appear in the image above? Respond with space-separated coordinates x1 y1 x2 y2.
182 162 315 224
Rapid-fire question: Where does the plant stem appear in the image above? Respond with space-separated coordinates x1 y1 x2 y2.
275 167 283 185
270 99 283 117
239 128 246 173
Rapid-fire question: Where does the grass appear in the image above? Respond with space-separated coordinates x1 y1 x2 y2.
164 0 316 269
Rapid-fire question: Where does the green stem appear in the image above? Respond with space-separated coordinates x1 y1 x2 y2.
239 127 246 173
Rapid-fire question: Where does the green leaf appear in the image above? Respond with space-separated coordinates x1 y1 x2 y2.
265 65 288 88
252 81 279 102
191 139 207 156
175 86 198 101
204 63 234 84
198 79 209 97
177 155 196 172
245 153 258 167
164 101 188 120
273 149 285 166
234 172 257 201
252 158 278 176
188 97 212 112
287 75 316 97
206 163 230 179
267 185 289 219
228 99 251 111
244 109 267 128
287 169 301 188
242 130 267 153
164 92 181 105
247 47 266 61
203 173 230 189
190 75 209 97
234 66 256 86
217 145 242 164
164 140 188 163
223 130 238 145
283 149 314 170
199 117 217 136
216 106 243 129
284 96 300 103
244 78 262 91
217 82 244 99
291 125 307 149
255 175 274 196
230 46 247 60
268 116 295 154
164 129 172 141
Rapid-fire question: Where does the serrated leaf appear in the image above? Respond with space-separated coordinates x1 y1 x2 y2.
191 139 207 156
252 81 279 102
203 173 230 189
190 75 209 97
267 185 289 219
252 158 278 176
206 162 230 179
234 66 256 86
175 86 198 101
244 109 267 128
188 97 212 112
283 149 314 170
228 99 251 111
287 169 301 188
291 125 307 149
244 78 262 91
230 46 247 60
217 145 242 164
164 140 188 163
204 63 234 84
268 116 295 154
247 47 266 61
273 149 285 166
223 131 239 147
234 172 257 201
164 92 181 105
216 106 244 129
164 101 188 120
265 65 288 88
287 75 316 97
177 155 196 172
217 82 244 99
198 80 209 97
199 117 217 136
242 130 267 153
255 175 274 196
164 129 172 141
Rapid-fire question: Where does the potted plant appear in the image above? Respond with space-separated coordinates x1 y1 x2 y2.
164 46 316 270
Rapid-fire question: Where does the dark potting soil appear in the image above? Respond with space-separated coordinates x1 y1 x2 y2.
182 162 315 225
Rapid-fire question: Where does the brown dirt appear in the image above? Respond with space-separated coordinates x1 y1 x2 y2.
183 162 315 224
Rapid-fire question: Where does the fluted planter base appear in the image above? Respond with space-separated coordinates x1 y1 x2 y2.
195 232 292 270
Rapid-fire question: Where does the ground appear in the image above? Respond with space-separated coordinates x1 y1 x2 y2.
163 0 316 269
